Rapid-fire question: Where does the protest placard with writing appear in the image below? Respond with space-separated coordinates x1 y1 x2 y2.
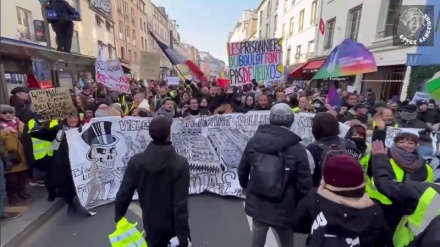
95 44 130 94
139 51 161 80
30 87 76 122
167 77 179 86
410 91 431 104
227 38 284 85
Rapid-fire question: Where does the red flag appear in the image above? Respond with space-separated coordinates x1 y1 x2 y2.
217 78 230 91
319 18 325 35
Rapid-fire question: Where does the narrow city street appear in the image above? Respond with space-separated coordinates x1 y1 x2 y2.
19 194 307 247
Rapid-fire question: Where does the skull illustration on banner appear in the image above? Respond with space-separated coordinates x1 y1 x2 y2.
80 121 121 208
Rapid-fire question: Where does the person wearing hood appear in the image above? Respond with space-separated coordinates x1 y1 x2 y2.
9 87 33 124
307 112 360 186
339 103 368 124
311 98 326 113
238 103 313 247
29 109 81 216
395 104 429 129
156 98 181 121
371 140 440 247
115 116 190 247
292 153 389 247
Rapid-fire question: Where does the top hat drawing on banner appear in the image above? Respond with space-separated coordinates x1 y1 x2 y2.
81 121 119 160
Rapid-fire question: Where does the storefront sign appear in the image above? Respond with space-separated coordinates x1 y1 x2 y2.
33 20 45 42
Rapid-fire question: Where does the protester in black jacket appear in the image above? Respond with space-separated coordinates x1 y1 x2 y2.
292 153 389 247
238 103 313 247
115 116 190 247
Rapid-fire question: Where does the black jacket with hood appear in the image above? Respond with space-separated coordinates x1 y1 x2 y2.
292 184 389 247
372 153 440 247
115 141 190 244
238 124 313 227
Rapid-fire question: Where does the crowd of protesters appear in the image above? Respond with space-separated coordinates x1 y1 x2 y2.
1 78 440 247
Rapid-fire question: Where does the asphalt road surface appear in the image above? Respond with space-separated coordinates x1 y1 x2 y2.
20 194 307 247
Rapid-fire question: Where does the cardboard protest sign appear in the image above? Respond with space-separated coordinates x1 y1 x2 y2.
139 51 161 80
227 38 284 85
30 87 76 121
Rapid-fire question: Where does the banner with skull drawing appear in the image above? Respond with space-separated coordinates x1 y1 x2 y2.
66 111 440 212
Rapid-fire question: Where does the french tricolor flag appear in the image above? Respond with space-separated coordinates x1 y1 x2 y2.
149 30 207 84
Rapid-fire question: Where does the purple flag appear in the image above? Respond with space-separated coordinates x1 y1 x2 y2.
326 81 341 109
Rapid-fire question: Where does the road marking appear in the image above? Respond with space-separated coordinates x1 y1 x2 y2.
129 202 143 218
243 202 279 247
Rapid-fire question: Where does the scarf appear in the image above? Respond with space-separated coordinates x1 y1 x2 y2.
0 117 19 131
389 144 424 171
156 106 175 121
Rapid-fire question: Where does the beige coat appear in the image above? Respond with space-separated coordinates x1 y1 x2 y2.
0 121 28 174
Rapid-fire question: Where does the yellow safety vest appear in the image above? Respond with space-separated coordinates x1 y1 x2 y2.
366 158 434 204
359 143 371 173
79 113 84 121
28 119 58 160
292 107 300 113
393 187 440 247
372 121 398 128
108 218 147 247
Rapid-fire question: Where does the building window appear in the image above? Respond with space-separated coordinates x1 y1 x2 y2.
311 0 318 25
132 30 136 45
128 49 132 61
380 0 402 38
286 48 291 65
71 31 80 53
121 47 125 59
144 22 147 32
295 45 301 63
140 18 143 31
95 15 103 27
259 29 262 38
289 17 294 35
108 45 113 59
298 9 305 31
274 15 278 32
284 0 288 13
119 21 123 39
117 0 122 14
275 0 279 9
131 8 135 24
324 18 336 50
141 36 144 48
126 26 130 42
16 7 33 40
265 23 269 38
145 38 148 51
105 21 113 32
72 0 81 13
307 40 314 58
123 1 129 19
282 23 286 37
259 11 263 25
291 0 295 7
267 0 271 18
134 52 137 63
347 5 362 41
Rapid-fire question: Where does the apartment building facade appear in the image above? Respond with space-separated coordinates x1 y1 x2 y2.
228 10 258 43
315 0 438 100
256 0 278 40
277 0 319 67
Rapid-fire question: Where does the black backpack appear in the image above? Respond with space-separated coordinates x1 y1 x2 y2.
313 138 351 168
249 151 289 202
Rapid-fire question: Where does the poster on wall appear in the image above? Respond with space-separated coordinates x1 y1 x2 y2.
227 38 284 85
65 112 349 212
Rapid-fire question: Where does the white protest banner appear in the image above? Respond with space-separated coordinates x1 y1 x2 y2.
139 51 161 80
95 44 130 94
227 38 284 85
66 112 349 211
347 85 355 93
167 77 179 86
410 91 431 104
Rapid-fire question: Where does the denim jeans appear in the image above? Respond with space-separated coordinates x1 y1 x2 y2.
251 218 294 247
0 159 5 215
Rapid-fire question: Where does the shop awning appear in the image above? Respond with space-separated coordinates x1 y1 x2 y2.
303 59 326 73
0 37 95 65
287 63 307 78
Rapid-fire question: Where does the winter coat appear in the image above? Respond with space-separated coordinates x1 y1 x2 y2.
306 136 360 186
238 124 313 227
0 121 27 174
292 184 389 247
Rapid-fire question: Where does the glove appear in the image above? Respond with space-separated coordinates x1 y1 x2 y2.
4 161 14 171
184 79 192 84
177 236 188 247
